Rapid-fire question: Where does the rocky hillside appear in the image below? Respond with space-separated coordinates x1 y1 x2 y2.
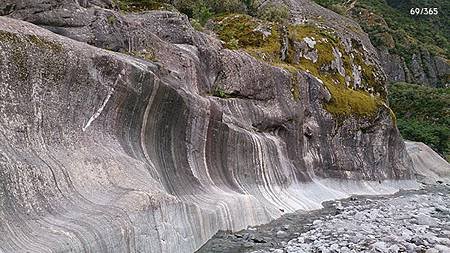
313 0 450 87
312 0 450 163
0 0 441 252
389 82 450 161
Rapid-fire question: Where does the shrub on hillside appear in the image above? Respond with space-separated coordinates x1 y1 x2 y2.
388 82 450 160
256 3 289 23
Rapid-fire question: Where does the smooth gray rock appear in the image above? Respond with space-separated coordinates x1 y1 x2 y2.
276 230 288 238
416 213 438 226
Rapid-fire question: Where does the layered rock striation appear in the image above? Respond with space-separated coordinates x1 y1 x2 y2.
0 0 434 252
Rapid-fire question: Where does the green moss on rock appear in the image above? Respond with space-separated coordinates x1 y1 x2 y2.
0 31 63 53
212 14 270 49
0 31 29 81
211 15 388 117
124 49 157 62
324 83 382 117
285 25 382 116
0 30 21 43
0 30 65 82
212 86 232 98
114 0 176 12
28 35 63 53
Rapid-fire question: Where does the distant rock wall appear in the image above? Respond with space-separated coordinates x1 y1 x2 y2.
0 0 430 252
378 48 450 87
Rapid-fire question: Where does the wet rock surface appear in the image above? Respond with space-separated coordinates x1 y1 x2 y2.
197 184 450 253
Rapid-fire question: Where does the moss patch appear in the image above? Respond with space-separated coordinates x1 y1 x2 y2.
212 14 270 49
124 49 157 62
0 31 27 80
0 30 21 44
286 25 383 117
107 15 118 25
27 35 63 53
212 86 232 98
324 84 382 117
0 31 63 53
0 31 64 81
114 0 176 12
212 14 283 61
211 14 387 117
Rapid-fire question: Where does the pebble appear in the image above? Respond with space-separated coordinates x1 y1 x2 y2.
416 213 438 226
276 231 288 238
434 245 450 252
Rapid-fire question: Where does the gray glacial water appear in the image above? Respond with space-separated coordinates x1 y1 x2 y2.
197 183 450 253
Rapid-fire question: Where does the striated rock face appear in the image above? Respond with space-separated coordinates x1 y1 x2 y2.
0 0 424 252
378 46 450 88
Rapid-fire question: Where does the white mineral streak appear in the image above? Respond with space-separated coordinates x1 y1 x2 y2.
82 86 115 131
140 77 162 181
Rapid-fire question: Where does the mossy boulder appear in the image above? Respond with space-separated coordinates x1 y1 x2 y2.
114 0 176 12
211 14 279 50
211 14 387 118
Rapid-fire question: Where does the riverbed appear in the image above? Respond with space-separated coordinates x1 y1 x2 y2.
197 183 450 253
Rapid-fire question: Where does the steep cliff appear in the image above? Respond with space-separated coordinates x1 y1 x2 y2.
378 48 450 87
0 0 426 252
312 0 450 87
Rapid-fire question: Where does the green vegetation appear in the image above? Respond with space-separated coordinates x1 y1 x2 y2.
287 25 384 116
212 14 279 49
125 48 157 61
212 86 232 98
312 0 450 60
190 18 204 31
113 1 389 118
0 31 63 53
212 14 384 116
388 82 450 160
192 1 214 25
324 84 382 117
114 0 289 25
107 15 118 25
114 0 176 12
256 3 289 23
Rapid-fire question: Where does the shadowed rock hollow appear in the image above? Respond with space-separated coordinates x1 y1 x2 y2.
0 0 442 252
